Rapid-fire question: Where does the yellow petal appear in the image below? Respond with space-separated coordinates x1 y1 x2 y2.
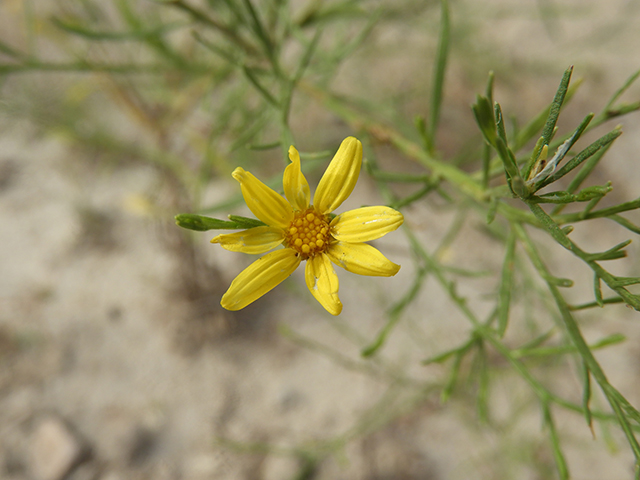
326 241 400 277
221 249 301 311
283 146 310 212
305 254 342 316
331 206 404 243
313 137 363 214
232 167 293 228
211 226 284 254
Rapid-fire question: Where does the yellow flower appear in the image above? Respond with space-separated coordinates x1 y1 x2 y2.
211 136 403 315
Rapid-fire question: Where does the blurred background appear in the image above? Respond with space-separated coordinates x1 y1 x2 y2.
2 0 640 479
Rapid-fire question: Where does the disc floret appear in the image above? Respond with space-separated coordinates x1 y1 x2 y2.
285 208 330 259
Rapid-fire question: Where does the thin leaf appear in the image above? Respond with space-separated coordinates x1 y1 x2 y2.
472 95 497 147
537 127 622 189
51 17 186 41
542 402 570 480
495 137 525 197
428 0 450 151
361 268 427 357
541 66 574 147
610 215 640 235
528 202 572 250
497 229 516 337
581 361 595 436
604 67 640 112
526 113 594 189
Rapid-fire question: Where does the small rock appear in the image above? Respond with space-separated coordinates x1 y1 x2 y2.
30 416 87 480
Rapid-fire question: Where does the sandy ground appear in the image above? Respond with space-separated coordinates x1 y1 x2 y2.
2 1 640 479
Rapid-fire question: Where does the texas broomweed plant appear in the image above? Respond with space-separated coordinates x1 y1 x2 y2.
209 137 402 315
5 0 640 477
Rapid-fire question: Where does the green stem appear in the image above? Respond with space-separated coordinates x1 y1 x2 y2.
514 223 640 464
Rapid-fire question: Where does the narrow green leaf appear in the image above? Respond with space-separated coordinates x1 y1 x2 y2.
602 384 640 457
422 338 474 365
522 136 546 182
428 0 450 149
175 213 237 231
564 140 614 196
586 239 632 262
486 197 498 224
610 215 640 234
472 95 496 147
593 333 627 348
172 0 259 56
548 277 574 287
115 0 185 67
528 202 572 250
611 276 640 288
568 297 624 310
247 141 281 151
513 333 627 358
582 362 594 436
441 349 465 403
242 66 280 107
517 328 556 350
494 102 508 145
526 113 594 192
51 17 186 41
532 184 611 204
481 143 491 189
0 39 23 58
575 183 612 201
604 101 640 119
362 268 427 357
542 402 570 480
497 229 516 337
513 77 582 151
538 127 622 189
415 115 434 154
610 389 640 425
604 67 640 112
391 183 437 209
594 274 604 307
292 28 322 83
192 31 240 65
485 70 495 105
242 0 275 62
475 342 490 423
541 66 574 147
495 137 525 197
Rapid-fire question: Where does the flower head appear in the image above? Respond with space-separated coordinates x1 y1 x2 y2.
211 136 403 315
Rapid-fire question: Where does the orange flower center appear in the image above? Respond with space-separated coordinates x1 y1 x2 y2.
285 208 331 259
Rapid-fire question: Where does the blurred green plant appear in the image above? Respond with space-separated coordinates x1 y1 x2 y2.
2 0 640 478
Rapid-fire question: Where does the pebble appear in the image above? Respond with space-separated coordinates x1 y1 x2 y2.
30 415 87 480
